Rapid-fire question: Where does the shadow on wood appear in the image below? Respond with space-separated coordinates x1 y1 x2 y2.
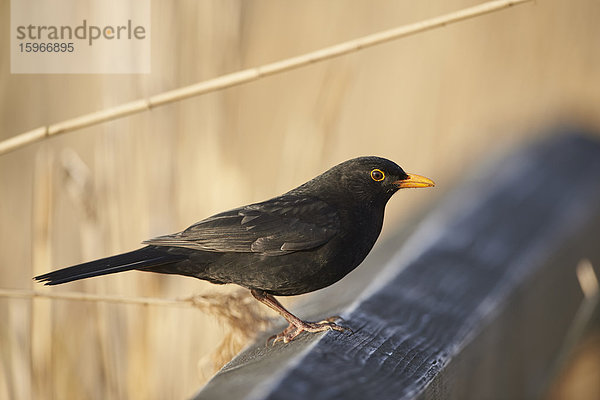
194 128 600 400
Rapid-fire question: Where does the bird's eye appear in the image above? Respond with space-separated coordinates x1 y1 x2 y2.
370 169 385 181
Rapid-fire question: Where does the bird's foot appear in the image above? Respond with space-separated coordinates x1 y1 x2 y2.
268 316 349 345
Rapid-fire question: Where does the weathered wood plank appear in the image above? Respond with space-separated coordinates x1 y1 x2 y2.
194 130 600 400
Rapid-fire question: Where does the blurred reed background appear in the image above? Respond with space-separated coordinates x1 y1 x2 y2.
1 0 600 399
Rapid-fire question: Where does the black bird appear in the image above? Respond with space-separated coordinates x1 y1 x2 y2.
35 157 434 343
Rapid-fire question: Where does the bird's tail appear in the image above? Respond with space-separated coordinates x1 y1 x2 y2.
34 246 183 285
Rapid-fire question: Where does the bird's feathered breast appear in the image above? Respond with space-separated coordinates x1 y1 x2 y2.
143 196 341 256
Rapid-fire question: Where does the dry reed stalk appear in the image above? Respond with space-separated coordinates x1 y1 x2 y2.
0 0 533 156
30 148 54 400
186 290 271 374
0 356 8 400
0 287 272 375
0 289 192 307
543 259 600 398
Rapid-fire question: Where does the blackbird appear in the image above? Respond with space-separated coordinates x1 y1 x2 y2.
35 157 434 343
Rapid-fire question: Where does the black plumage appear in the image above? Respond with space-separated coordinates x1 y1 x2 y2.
35 156 434 343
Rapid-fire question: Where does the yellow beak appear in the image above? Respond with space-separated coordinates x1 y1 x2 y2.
394 173 435 189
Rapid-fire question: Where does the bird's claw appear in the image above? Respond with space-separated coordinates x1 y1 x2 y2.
267 316 350 345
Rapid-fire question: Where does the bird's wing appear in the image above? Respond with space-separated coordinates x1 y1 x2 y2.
143 196 340 255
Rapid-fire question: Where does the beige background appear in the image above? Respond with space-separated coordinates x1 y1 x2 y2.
1 0 600 399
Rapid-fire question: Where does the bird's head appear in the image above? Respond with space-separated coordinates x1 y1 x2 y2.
301 156 435 205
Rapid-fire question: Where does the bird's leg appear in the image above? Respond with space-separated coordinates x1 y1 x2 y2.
250 289 347 344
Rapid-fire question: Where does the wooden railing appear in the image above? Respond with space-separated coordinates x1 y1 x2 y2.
194 130 600 400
